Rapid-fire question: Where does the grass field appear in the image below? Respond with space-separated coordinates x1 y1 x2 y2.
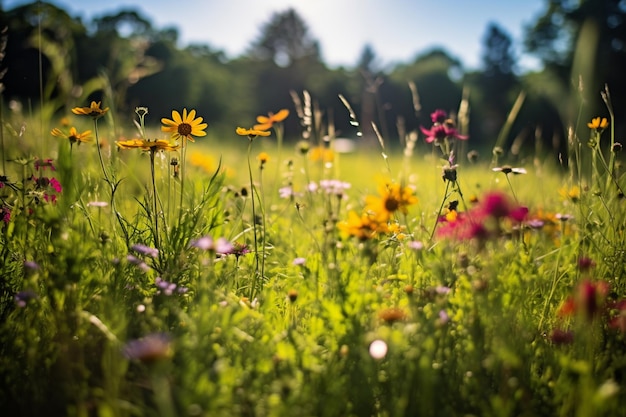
1 100 625 417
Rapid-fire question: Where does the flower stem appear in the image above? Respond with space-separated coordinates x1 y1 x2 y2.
179 139 187 215
247 141 260 298
150 150 160 250
93 119 110 186
430 180 451 242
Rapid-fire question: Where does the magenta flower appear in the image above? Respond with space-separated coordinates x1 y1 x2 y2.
436 192 528 242
577 257 596 272
0 206 10 224
49 178 62 193
34 158 56 171
420 124 467 143
478 192 528 222
430 109 448 124
225 242 251 260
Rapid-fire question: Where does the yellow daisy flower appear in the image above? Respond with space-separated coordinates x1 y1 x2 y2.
587 117 609 131
161 108 208 143
51 126 92 145
337 210 389 240
309 146 335 163
364 181 418 221
254 109 290 131
71 101 109 119
116 138 180 152
559 185 580 203
257 152 270 164
189 152 215 174
236 127 272 140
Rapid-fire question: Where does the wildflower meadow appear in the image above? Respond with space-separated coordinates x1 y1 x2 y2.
1 82 625 417
1 5 626 414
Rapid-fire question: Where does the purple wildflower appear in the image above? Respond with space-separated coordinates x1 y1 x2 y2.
155 277 187 296
126 254 150 272
318 179 351 197
122 333 173 363
23 260 40 271
15 290 38 307
190 235 234 255
131 244 159 258
279 185 301 199
226 242 251 260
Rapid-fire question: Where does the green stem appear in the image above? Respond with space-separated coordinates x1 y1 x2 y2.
258 165 267 291
430 180 451 242
93 119 110 186
247 141 260 298
150 150 160 250
505 173 519 204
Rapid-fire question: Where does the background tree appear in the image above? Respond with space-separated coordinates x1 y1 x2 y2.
353 44 387 145
0 2 85 107
244 8 329 138
389 49 464 147
465 23 520 151
525 0 626 136
247 8 321 67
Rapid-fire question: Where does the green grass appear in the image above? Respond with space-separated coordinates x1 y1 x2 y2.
1 104 625 417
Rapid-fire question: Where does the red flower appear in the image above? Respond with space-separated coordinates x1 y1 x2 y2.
558 280 610 320
549 328 574 345
609 300 626 333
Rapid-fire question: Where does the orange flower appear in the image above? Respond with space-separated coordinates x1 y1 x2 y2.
254 109 290 131
587 117 609 131
236 127 271 140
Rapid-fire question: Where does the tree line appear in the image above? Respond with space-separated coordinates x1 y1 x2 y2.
1 0 625 163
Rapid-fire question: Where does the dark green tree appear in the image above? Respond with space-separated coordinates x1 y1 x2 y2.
0 1 86 104
247 8 321 67
525 0 626 134
389 49 464 143
468 23 520 149
243 8 329 139
354 44 389 144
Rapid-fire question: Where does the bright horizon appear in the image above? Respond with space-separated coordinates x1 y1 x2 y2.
3 0 546 72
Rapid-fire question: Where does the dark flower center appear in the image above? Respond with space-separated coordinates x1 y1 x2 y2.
433 125 447 139
178 123 192 136
385 197 400 212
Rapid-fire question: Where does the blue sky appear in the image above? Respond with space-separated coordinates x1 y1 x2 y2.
3 0 546 71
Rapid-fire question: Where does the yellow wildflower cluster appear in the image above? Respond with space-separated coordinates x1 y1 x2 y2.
338 179 417 240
